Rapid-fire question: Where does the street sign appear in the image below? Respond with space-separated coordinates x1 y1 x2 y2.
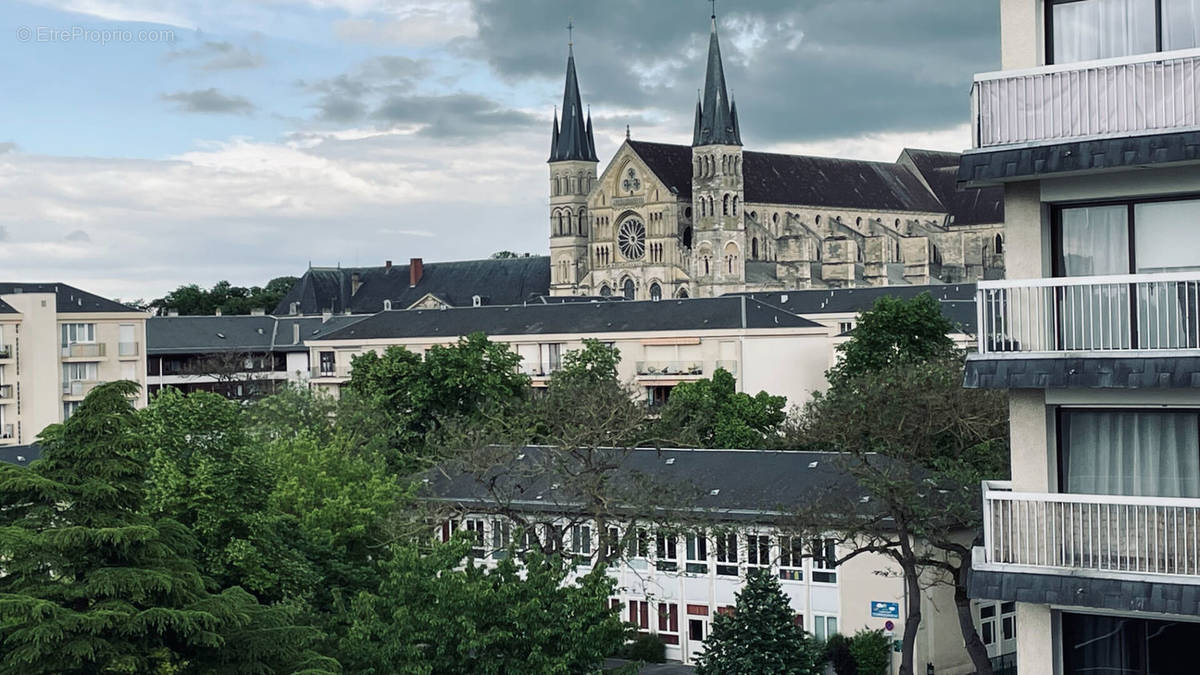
871 601 900 619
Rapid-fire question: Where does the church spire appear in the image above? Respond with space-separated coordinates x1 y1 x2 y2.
549 24 598 162
693 10 741 147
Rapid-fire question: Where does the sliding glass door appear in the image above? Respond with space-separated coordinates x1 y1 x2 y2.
1049 0 1200 64
1060 409 1200 498
1062 612 1200 675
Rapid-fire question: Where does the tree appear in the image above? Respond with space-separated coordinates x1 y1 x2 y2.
150 276 299 316
657 368 786 448
344 543 625 674
826 293 957 388
786 294 1007 675
0 381 335 674
848 629 891 675
694 570 822 675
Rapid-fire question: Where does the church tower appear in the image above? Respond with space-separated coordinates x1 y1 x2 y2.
548 34 598 296
690 10 745 296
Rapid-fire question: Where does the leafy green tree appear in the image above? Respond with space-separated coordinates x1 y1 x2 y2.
150 276 298 316
137 388 317 603
657 368 786 448
695 570 822 675
827 293 957 388
848 629 891 675
0 381 335 674
344 542 625 675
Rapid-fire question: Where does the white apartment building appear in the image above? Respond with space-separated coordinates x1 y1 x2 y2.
0 283 148 446
961 1 1200 672
428 447 978 672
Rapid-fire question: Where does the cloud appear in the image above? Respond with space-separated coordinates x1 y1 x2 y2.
0 143 16 154
0 226 6 241
161 88 256 114
65 229 91 242
167 40 265 70
371 93 537 139
300 56 429 123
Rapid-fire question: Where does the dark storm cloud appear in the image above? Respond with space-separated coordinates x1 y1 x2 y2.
466 0 1000 142
299 56 430 123
372 93 538 139
161 88 256 115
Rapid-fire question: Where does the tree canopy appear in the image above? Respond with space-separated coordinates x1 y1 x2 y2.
657 368 786 448
826 292 957 387
150 277 298 316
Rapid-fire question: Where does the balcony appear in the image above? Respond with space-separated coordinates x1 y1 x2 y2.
62 342 105 358
980 480 1200 582
519 362 561 378
62 380 104 397
310 365 352 379
0 384 12 399
0 344 11 360
971 49 1200 150
635 361 703 377
976 272 1200 355
118 341 139 357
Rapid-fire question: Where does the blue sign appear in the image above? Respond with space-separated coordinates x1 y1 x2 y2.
871 601 900 619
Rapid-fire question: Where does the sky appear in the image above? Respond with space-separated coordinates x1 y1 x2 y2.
0 0 1001 302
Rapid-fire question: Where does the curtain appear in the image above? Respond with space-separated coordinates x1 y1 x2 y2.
1060 205 1131 349
1062 614 1140 674
1134 199 1200 348
1063 410 1200 498
1053 0 1157 63
1164 0 1200 50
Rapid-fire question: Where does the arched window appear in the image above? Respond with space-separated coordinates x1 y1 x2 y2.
599 284 612 297
383 299 392 311
732 195 739 216
815 215 821 226
772 212 779 225
677 287 690 299
557 211 564 235
682 226 693 249
856 216 862 227
578 208 587 235
723 194 730 216
703 256 710 275
995 234 1004 254
708 196 715 216
752 237 759 259
623 278 635 300
649 282 662 301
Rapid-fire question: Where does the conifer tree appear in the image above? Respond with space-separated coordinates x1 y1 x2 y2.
695 570 822 675
0 381 336 674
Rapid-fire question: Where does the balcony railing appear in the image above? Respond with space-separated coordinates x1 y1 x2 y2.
62 380 104 397
118 341 139 357
62 342 105 358
0 423 12 439
0 384 12 399
971 48 1200 149
977 272 1200 354
982 480 1200 581
635 361 703 377
0 344 11 359
310 365 352 379
519 362 561 377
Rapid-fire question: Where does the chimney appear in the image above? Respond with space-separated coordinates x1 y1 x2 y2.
351 271 362 296
385 259 392 272
409 258 423 287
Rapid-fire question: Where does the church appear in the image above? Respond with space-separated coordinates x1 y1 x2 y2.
548 12 1005 300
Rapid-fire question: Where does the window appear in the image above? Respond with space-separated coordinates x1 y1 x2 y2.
544 523 562 553
62 400 81 420
838 321 854 335
629 526 650 559
722 194 730 216
599 283 612 297
63 362 99 384
319 351 335 376
685 532 708 574
61 322 96 345
811 538 838 583
629 600 651 631
465 519 485 558
649 282 661 301
812 615 839 642
715 532 738 576
543 342 563 373
1047 0 1197 64
440 518 459 543
622 278 635 300
571 524 592 558
1061 611 1200 674
520 525 539 552
778 536 804 581
751 237 758 259
656 531 678 571
682 226 693 249
746 534 771 569
491 519 511 559
1059 408 1200 498
605 526 620 560
657 603 680 645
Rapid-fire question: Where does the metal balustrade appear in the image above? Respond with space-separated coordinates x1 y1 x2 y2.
519 361 561 377
976 272 1200 354
982 480 1200 580
635 361 704 376
310 365 352 379
62 342 106 358
972 48 1200 148
118 341 139 357
62 380 104 397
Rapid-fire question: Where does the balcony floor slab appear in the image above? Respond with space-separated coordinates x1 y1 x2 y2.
970 566 1200 616
963 354 1200 389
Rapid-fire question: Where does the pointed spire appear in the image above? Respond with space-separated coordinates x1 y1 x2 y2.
694 11 741 147
585 107 597 159
692 91 703 145
550 108 560 160
549 25 598 163
729 98 742 145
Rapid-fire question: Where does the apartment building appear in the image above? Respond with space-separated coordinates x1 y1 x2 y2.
961 2 1200 672
428 447 975 672
0 283 148 446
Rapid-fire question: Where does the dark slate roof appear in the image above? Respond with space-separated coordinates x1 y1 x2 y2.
733 283 978 333
0 283 142 313
148 314 368 355
970 567 1200 616
273 257 552 316
693 18 741 147
0 298 15 314
963 354 1200 389
957 130 1200 186
0 444 41 467
549 45 598 162
901 148 1004 226
313 296 822 342
627 141 975 214
425 446 871 520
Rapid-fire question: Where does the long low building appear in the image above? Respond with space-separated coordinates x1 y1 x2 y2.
425 445 992 672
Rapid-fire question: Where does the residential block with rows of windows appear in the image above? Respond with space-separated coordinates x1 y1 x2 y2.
961 1 1200 672
0 283 148 446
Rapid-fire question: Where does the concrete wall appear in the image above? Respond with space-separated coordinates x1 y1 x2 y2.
741 334 834 408
1000 0 1043 70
